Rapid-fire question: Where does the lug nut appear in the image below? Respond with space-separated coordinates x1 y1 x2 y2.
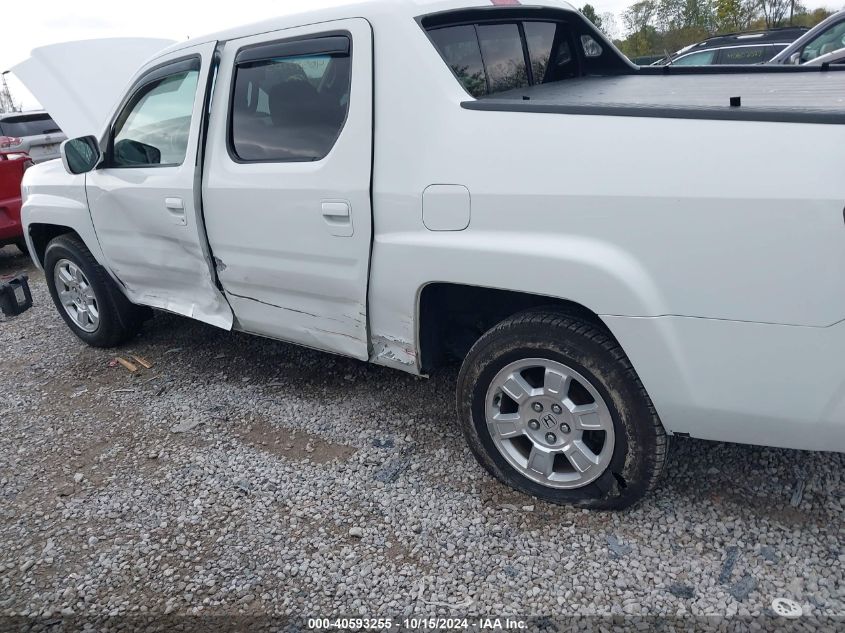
532 403 543 412
560 423 571 434
545 432 557 444
552 404 563 414
528 419 540 430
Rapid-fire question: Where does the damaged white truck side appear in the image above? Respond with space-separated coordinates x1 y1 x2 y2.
18 0 845 509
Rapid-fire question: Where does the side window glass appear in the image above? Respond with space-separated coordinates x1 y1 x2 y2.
112 69 199 167
428 20 577 96
717 46 768 64
767 44 785 61
801 21 845 62
476 24 529 93
428 26 487 97
673 50 716 65
230 46 351 162
580 34 603 58
524 22 556 82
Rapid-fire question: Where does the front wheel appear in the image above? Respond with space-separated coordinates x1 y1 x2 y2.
456 309 668 510
44 234 144 348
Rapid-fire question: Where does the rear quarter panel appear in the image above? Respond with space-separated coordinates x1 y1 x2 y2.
366 11 845 450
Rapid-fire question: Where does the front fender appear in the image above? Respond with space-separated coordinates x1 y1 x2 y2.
21 160 105 270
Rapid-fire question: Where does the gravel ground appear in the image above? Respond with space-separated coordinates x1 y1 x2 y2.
0 244 843 626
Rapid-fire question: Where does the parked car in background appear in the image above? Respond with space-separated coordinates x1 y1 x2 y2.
656 27 807 65
769 10 845 65
630 54 665 66
0 111 65 163
0 150 32 252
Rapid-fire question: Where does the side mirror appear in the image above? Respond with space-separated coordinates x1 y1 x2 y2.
788 52 801 65
60 136 101 175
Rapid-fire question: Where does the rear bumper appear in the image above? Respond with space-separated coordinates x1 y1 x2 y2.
604 314 845 453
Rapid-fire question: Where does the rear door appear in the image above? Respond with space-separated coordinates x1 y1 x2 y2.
202 19 373 359
85 42 233 329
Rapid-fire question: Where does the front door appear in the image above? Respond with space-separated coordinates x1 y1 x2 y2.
202 19 373 359
85 42 233 329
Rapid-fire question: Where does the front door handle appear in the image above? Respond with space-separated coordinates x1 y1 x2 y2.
165 197 187 225
321 201 353 237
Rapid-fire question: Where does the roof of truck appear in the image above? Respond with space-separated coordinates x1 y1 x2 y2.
156 0 576 58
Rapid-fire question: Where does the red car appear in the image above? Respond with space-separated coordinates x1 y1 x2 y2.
0 138 32 253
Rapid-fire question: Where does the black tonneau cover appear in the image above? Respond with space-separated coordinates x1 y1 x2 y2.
464 68 845 124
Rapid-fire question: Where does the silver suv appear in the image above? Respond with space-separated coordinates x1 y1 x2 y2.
769 10 845 65
0 111 65 163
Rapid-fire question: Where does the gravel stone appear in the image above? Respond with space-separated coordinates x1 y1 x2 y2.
719 546 740 584
607 535 633 559
1 245 843 619
729 575 758 601
760 545 779 563
668 584 695 599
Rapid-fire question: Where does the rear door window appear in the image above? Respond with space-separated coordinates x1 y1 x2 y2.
229 37 352 162
716 46 769 64
0 114 62 137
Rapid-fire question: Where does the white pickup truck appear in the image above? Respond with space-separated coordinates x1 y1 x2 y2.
17 0 845 509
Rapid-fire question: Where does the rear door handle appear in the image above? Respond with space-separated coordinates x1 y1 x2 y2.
321 201 353 237
165 197 186 225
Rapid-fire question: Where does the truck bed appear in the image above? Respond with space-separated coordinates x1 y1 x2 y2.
464 68 845 124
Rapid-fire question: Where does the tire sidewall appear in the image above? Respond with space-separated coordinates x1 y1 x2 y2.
458 322 657 509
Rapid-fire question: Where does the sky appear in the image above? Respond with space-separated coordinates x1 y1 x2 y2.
2 0 840 110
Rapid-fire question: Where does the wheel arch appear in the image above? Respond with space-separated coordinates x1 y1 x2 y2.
417 282 616 373
27 223 80 268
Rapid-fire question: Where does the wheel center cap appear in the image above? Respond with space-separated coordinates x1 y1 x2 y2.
526 398 578 446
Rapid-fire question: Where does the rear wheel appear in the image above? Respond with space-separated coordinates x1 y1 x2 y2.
456 309 668 510
44 235 144 347
14 238 28 255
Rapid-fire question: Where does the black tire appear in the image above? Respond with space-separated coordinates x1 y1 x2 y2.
456 309 668 510
44 234 144 348
14 238 28 255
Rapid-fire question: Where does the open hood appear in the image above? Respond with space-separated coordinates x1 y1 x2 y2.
11 38 176 139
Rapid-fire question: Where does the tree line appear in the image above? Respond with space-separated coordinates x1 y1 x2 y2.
580 1 835 60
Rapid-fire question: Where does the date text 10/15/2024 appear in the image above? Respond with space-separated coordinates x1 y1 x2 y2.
308 618 528 630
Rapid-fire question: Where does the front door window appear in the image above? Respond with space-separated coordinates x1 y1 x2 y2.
111 67 200 167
